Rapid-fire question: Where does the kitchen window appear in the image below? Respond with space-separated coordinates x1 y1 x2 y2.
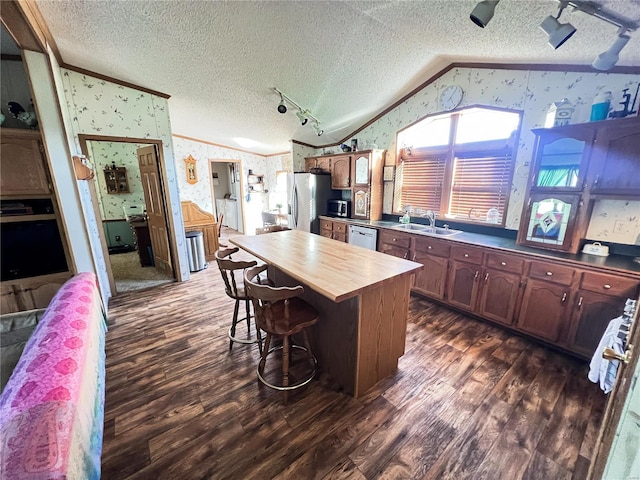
398 107 521 226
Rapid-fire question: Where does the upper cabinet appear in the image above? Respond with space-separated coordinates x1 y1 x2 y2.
331 155 352 189
0 129 50 196
518 117 640 253
353 154 370 186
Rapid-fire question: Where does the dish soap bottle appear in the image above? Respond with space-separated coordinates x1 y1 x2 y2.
402 209 411 224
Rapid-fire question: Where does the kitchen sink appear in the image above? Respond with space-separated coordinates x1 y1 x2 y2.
391 224 462 236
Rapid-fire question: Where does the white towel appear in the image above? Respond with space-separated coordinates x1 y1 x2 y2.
588 315 625 394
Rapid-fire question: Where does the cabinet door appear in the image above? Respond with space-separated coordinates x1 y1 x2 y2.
353 154 370 186
331 156 351 189
477 268 521 326
304 158 316 172
332 232 347 243
516 278 570 342
589 120 640 195
320 229 332 239
353 188 369 218
0 134 50 196
447 260 481 311
412 252 448 300
379 243 409 259
568 291 629 358
530 132 592 191
316 157 331 173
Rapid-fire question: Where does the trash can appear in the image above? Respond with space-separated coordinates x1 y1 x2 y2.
185 231 206 272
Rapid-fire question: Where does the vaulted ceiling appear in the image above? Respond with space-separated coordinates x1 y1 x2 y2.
20 1 640 155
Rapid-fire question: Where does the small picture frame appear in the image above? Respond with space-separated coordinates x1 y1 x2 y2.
383 165 395 182
184 154 198 185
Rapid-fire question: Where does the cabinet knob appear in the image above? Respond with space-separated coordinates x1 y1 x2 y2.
577 296 583 308
428 246 432 250
561 292 567 303
392 238 397 242
546 271 553 276
603 284 611 290
484 272 489 282
403 252 408 259
464 253 469 258
474 271 479 280
412 254 416 261
500 261 506 266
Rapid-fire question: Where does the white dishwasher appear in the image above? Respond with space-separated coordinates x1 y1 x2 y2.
348 225 378 250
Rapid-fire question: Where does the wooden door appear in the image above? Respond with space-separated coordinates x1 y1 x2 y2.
412 253 448 300
516 278 570 343
137 145 173 277
331 155 351 189
316 157 331 173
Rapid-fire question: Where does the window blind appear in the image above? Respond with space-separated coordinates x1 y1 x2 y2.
400 155 445 212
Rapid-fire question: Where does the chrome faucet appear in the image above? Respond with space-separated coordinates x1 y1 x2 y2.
425 210 436 227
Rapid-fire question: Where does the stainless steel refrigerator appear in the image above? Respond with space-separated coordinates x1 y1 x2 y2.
287 173 334 234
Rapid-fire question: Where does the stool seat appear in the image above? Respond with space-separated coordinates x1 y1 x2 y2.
244 264 319 403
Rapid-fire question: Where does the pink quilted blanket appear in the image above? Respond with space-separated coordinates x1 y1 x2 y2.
0 272 106 480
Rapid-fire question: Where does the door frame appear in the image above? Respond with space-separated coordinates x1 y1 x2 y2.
208 158 246 233
78 134 179 295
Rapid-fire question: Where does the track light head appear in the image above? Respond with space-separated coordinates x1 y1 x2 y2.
592 32 631 70
277 97 287 114
539 14 576 49
296 110 309 126
312 123 323 136
470 0 500 28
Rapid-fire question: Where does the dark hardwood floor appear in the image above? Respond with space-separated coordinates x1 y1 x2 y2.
102 228 606 480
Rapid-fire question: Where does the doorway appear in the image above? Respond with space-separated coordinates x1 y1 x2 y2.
209 159 246 236
79 135 176 294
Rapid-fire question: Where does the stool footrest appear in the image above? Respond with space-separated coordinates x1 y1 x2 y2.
257 344 317 391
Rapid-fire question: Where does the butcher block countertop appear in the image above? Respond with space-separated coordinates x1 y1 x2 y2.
230 229 421 303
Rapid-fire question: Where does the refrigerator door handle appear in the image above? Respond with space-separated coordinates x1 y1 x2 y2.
293 184 299 228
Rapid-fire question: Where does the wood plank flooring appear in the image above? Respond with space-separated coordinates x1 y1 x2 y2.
102 228 606 480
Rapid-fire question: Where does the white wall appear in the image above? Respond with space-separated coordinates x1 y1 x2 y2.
293 66 640 244
59 69 190 282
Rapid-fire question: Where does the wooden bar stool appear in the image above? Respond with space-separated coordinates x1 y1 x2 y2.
214 247 262 353
244 265 318 403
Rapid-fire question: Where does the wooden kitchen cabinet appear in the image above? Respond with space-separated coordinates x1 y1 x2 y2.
567 271 640 358
320 219 348 243
517 278 570 343
447 262 481 312
477 252 524 326
411 237 450 300
588 118 640 196
305 156 331 173
0 129 50 196
378 230 410 259
331 155 352 189
350 150 385 220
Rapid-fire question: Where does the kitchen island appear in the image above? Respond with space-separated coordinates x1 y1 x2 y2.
230 229 422 398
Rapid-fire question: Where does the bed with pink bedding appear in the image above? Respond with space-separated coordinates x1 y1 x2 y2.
0 272 106 480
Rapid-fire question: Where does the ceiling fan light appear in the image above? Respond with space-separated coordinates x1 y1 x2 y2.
470 0 500 28
592 33 631 70
540 15 576 49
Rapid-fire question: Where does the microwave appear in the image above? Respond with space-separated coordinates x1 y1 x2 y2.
327 199 350 218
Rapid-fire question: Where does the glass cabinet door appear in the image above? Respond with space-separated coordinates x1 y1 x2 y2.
534 137 585 188
354 155 369 185
519 193 581 251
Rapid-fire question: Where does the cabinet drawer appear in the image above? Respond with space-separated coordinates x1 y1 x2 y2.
321 220 333 231
333 222 347 234
333 232 347 243
485 252 525 274
450 245 484 264
529 261 575 286
379 230 411 249
413 237 450 258
580 272 640 296
320 229 332 239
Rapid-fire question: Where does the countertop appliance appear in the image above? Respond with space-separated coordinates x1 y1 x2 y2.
328 199 350 218
348 225 378 251
287 173 335 234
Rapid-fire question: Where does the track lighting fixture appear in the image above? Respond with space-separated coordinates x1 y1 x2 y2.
592 30 631 70
296 109 309 126
469 0 637 69
539 3 576 50
469 0 499 28
277 94 287 114
273 87 324 135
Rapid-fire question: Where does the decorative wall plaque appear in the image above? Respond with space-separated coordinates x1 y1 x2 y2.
185 154 198 184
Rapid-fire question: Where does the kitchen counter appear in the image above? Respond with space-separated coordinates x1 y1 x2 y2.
321 216 640 275
230 229 422 397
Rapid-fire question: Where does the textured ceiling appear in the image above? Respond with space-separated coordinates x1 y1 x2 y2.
30 0 640 155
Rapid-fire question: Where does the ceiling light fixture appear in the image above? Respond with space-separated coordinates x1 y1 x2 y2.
273 87 323 134
592 30 631 70
539 3 576 49
469 0 637 69
312 122 324 137
469 0 500 28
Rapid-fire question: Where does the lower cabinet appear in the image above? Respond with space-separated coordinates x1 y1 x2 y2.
516 279 570 342
320 219 348 243
374 224 640 359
